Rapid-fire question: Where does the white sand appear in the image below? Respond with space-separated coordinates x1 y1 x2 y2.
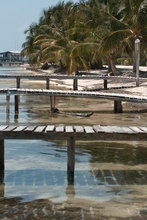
39 65 147 96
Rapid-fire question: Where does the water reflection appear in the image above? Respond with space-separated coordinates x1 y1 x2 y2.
0 170 4 197
0 67 147 219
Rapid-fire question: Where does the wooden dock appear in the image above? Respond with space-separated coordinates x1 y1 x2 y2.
0 74 145 90
0 124 147 184
1 88 147 113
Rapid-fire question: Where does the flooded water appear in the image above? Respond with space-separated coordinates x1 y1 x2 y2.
0 66 147 219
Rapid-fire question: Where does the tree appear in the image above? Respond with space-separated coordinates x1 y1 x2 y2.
100 0 147 74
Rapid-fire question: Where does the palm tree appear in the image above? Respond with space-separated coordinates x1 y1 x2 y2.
21 22 42 65
100 0 147 74
34 1 82 74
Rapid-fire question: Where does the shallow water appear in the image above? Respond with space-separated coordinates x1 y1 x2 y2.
0 66 147 219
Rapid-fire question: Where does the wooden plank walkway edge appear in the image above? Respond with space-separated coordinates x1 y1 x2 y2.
0 74 146 90
0 124 147 141
0 124 147 184
1 88 147 113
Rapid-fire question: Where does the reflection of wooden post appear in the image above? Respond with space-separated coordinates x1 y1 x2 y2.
0 174 4 197
73 78 78 91
66 185 75 199
67 137 75 185
135 39 140 87
0 139 4 170
114 100 122 113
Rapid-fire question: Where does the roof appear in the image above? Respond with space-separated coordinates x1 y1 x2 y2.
0 51 21 54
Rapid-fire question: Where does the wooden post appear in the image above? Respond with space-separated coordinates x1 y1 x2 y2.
73 78 78 91
0 139 4 170
6 93 10 113
15 95 19 113
0 138 4 197
114 100 122 113
135 39 140 87
15 77 20 113
0 172 4 197
67 137 75 185
16 77 20 88
50 96 56 112
46 78 50 89
104 79 107 90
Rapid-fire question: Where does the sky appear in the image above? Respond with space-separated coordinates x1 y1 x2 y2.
0 0 77 52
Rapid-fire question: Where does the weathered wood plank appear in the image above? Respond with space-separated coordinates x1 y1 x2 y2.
45 125 55 132
13 126 27 132
121 126 135 133
65 126 74 133
4 125 17 132
100 126 114 133
24 126 36 132
34 126 46 132
129 126 144 133
106 126 127 133
55 125 65 132
93 125 105 133
0 125 8 131
139 127 147 133
84 126 95 133
74 126 84 133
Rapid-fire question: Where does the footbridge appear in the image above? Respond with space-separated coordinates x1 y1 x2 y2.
0 124 147 184
1 88 147 113
0 74 145 90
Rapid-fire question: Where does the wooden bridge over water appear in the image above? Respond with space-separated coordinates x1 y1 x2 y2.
0 124 147 184
0 73 145 90
1 87 147 114
0 73 147 114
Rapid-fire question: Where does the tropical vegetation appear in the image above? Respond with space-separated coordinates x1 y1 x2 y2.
21 0 147 75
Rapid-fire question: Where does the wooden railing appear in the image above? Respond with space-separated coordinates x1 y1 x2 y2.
0 74 144 90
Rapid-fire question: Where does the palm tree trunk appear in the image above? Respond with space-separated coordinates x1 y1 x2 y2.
109 58 120 76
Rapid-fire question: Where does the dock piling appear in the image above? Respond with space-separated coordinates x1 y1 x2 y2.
67 137 75 185
0 139 4 170
114 100 122 113
46 78 50 89
104 79 108 90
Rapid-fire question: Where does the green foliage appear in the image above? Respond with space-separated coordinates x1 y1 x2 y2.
21 0 147 74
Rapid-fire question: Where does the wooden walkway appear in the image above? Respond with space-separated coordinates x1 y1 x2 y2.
0 124 147 184
0 74 145 90
1 88 147 113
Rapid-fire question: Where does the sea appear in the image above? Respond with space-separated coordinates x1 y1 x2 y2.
0 65 147 219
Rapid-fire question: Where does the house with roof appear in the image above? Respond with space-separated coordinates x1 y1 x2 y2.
0 51 24 64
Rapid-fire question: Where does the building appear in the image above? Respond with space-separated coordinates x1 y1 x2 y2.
0 51 23 64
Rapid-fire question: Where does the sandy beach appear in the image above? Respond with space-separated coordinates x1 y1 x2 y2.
36 65 147 96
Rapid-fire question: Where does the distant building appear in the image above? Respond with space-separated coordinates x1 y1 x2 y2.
0 51 23 64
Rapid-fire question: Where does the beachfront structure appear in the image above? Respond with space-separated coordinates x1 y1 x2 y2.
0 51 23 64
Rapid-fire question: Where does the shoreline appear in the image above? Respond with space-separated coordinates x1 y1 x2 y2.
28 65 147 96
